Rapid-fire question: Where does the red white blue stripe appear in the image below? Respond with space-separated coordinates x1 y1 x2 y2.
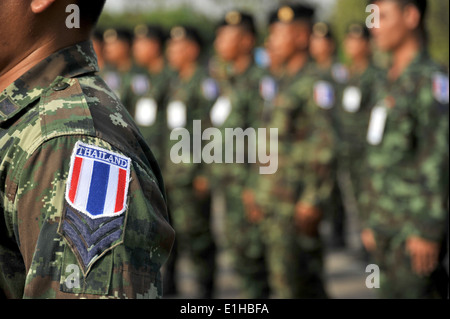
66 141 130 219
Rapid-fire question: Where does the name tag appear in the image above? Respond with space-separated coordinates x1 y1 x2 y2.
367 103 388 146
135 98 157 127
210 96 232 127
342 86 362 113
167 100 187 129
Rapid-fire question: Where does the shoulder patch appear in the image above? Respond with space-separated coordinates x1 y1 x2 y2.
332 63 350 84
260 76 278 101
432 72 449 104
132 74 151 95
202 78 220 101
65 141 131 219
314 81 335 109
103 71 122 91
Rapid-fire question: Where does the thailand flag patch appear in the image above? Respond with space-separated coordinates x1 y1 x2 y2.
66 141 131 219
432 73 449 105
314 81 335 110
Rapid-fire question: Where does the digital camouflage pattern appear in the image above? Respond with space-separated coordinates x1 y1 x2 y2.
335 63 384 219
362 51 449 298
254 61 335 299
211 62 270 299
100 63 144 113
163 65 217 297
309 60 348 248
0 41 175 299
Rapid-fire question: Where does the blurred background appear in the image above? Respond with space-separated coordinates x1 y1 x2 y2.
96 0 449 299
98 0 449 68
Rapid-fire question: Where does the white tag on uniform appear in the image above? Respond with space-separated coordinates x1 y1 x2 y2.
342 86 362 113
367 103 388 146
210 96 232 127
135 98 157 127
167 100 187 129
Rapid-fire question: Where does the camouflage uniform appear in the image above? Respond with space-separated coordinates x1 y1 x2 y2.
164 66 218 298
310 58 350 248
127 66 173 166
210 62 270 299
100 63 144 114
363 51 449 298
0 41 175 299
255 62 335 299
336 63 383 222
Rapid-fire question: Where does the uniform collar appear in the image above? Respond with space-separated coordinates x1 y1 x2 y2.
390 50 429 84
0 41 99 123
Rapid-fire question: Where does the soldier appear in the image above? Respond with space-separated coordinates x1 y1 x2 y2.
212 10 270 299
247 4 335 299
310 22 349 85
310 21 349 249
339 23 382 233
131 24 172 165
164 25 218 298
0 0 174 299
102 27 142 111
362 0 449 298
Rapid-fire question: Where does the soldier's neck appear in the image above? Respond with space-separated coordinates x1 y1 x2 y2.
179 63 197 81
315 57 333 70
389 37 421 82
232 54 252 75
350 57 370 75
148 57 165 75
0 35 89 92
286 52 309 76
115 59 133 73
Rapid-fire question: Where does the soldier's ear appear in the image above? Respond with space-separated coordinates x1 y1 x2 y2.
403 4 422 32
30 0 57 14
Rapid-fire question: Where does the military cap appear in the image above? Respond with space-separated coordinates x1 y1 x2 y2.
103 27 133 45
169 25 203 47
218 10 257 35
268 4 315 25
345 22 371 39
134 24 167 46
312 22 334 39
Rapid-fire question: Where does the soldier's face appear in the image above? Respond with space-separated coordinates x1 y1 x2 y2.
215 26 242 62
104 40 131 65
133 38 161 67
344 36 370 60
371 1 413 51
310 36 335 62
167 39 199 70
268 23 298 64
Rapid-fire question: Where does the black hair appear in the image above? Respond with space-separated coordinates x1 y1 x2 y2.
77 0 107 27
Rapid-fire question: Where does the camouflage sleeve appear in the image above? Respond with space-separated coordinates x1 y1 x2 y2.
401 74 449 242
13 135 174 298
289 80 335 209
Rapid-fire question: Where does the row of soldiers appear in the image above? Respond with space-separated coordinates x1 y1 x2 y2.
93 0 449 299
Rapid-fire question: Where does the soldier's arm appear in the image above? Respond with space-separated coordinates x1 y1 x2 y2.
403 73 449 243
292 80 336 210
13 135 174 299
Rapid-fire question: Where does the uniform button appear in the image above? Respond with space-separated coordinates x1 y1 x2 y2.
53 82 70 91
